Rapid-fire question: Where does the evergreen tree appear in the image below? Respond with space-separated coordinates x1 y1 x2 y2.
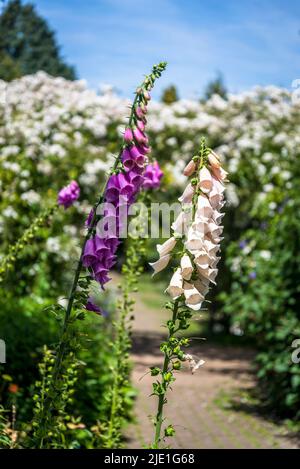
161 84 179 104
0 0 76 81
203 73 227 101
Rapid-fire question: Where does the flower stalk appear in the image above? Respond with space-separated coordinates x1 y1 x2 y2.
150 138 227 447
32 62 167 448
0 204 57 283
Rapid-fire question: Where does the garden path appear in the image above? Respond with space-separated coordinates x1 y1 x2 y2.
124 286 299 449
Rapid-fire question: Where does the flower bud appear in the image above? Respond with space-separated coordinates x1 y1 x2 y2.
124 128 133 143
208 152 221 168
183 160 196 176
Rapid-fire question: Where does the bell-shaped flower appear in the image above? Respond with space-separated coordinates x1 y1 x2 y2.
185 228 204 251
149 254 171 276
156 236 177 257
180 254 194 280
199 167 213 193
197 194 213 219
209 188 224 209
207 222 223 238
192 217 208 235
212 176 225 194
194 250 211 270
82 238 98 267
124 128 133 143
178 183 194 204
166 268 184 299
199 267 218 284
193 278 210 296
172 209 192 236
122 148 135 171
213 210 225 224
203 239 220 256
94 236 110 257
133 127 148 145
183 282 203 310
210 256 221 268
211 165 228 182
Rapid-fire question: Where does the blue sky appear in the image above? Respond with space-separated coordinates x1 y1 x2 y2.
27 0 300 98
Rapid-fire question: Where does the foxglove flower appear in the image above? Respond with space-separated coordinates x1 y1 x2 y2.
150 143 227 311
142 161 164 189
83 63 167 288
58 180 80 208
86 297 103 315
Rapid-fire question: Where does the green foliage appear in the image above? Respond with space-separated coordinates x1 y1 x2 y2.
222 157 300 419
0 406 12 448
0 0 76 80
161 85 179 104
100 231 146 448
0 204 57 283
31 346 80 448
0 50 21 80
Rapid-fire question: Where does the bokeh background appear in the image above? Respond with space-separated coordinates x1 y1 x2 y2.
0 0 299 448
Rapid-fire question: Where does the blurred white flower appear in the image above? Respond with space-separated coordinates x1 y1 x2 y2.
20 190 41 205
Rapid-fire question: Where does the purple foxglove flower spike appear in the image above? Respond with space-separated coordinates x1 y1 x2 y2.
83 62 167 289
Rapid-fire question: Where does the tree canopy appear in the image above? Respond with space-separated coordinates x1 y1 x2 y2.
161 84 179 104
0 0 76 81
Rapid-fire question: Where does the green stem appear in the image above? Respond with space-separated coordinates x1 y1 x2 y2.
153 298 179 448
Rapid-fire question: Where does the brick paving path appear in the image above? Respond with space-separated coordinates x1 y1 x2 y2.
125 290 299 449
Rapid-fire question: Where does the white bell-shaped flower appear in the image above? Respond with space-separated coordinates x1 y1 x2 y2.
203 239 220 256
212 176 225 194
180 254 194 280
194 278 210 296
178 183 194 204
149 254 171 276
199 167 213 193
211 165 228 182
156 236 177 257
185 228 204 251
207 222 223 238
213 210 225 224
183 282 203 310
200 267 218 284
197 194 213 219
194 250 211 270
209 188 224 209
166 268 184 299
172 209 192 236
